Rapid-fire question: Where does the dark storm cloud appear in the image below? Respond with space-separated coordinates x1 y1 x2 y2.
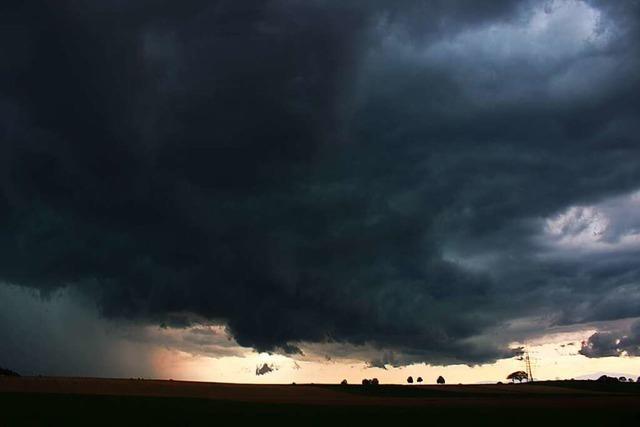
2 0 640 369
255 363 276 376
580 320 640 357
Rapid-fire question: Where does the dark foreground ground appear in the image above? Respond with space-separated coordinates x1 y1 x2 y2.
1 377 639 426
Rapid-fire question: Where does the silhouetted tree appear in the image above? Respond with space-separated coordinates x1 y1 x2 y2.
416 377 423 383
619 377 627 382
362 379 371 385
597 375 619 383
371 378 379 385
637 376 640 383
341 379 348 385
506 371 528 383
407 376 414 384
437 376 445 384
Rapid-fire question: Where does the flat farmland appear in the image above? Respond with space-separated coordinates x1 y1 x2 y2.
1 377 639 425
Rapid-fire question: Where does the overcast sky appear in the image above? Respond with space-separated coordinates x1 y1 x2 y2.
1 0 640 382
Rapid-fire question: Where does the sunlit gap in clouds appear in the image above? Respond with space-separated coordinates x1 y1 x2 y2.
152 323 640 384
2 281 638 384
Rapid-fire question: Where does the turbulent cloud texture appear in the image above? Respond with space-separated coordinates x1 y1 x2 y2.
580 320 640 358
1 0 640 371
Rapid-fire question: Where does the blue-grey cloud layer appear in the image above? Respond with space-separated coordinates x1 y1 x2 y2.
1 0 640 369
580 320 640 357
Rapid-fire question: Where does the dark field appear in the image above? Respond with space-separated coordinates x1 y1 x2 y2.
1 377 639 426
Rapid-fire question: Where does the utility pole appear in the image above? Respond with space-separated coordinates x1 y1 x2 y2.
525 350 534 382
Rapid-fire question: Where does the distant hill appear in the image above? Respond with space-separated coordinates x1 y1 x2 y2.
0 367 20 377
575 372 638 381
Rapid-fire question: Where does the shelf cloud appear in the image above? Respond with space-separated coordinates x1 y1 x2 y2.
1 0 640 371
